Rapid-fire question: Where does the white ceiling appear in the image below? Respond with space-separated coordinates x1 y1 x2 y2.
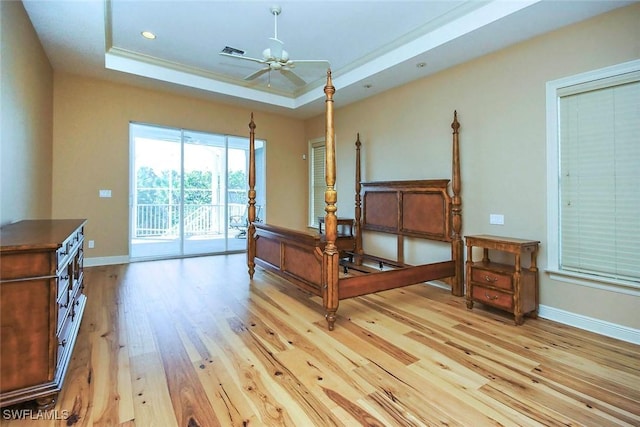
22 0 635 119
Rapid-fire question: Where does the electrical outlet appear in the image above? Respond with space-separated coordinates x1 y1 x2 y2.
99 189 112 198
489 214 504 225
88 240 95 248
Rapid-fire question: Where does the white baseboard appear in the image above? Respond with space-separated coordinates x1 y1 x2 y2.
84 255 129 267
426 281 639 345
538 305 640 345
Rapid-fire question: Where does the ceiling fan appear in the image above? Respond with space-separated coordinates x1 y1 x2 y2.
219 5 329 87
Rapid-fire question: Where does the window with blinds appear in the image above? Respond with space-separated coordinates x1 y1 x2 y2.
551 64 640 288
309 140 326 227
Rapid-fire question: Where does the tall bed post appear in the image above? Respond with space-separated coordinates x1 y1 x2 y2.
354 134 363 264
247 113 257 279
322 70 340 330
451 111 464 296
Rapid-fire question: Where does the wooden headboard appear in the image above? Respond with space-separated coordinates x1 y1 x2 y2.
361 180 453 242
351 111 462 275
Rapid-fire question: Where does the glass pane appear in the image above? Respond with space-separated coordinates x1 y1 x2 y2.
227 137 249 250
130 124 182 259
183 131 227 255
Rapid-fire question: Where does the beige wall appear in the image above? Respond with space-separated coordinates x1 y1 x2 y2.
0 0 53 225
304 4 640 329
52 74 308 258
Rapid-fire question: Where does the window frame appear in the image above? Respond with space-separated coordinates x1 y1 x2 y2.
308 137 326 228
545 59 640 296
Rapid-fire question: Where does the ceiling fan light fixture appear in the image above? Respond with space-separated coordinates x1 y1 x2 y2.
263 47 288 62
267 37 284 61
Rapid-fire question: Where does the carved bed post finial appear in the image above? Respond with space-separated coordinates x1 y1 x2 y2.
354 133 363 264
247 113 257 279
323 69 340 330
451 110 463 296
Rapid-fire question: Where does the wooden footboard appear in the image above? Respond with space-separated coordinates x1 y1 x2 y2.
251 223 324 296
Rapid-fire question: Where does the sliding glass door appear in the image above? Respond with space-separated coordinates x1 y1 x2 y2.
129 123 265 261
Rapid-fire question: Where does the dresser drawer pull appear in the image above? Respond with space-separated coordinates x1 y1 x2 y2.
483 275 498 283
484 292 499 301
59 339 67 348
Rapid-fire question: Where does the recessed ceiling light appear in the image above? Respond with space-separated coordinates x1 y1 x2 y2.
141 31 156 40
416 62 427 68
363 84 373 89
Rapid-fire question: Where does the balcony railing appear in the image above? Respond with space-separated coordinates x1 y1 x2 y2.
134 203 247 238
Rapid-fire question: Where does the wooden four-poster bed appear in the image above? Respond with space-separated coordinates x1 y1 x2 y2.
246 70 463 330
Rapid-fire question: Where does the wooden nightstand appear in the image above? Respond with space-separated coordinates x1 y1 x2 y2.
317 217 354 237
465 235 539 325
317 217 355 257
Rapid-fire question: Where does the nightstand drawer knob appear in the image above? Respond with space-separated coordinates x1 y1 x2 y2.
484 292 499 301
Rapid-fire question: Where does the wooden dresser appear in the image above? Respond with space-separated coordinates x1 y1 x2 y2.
0 219 87 409
465 235 539 325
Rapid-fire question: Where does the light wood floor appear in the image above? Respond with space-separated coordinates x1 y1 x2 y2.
2 253 639 426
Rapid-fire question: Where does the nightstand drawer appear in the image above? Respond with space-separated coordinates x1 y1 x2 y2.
471 266 512 291
472 285 513 311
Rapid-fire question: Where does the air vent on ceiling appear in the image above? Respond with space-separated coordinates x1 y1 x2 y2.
221 46 245 55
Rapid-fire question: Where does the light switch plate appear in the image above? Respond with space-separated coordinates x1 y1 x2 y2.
99 189 112 198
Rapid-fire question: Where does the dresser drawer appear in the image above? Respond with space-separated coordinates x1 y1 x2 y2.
56 239 71 267
56 286 72 334
56 312 73 368
1 251 53 280
471 266 512 291
57 296 80 367
57 266 71 301
67 229 84 257
472 285 513 311
56 293 86 369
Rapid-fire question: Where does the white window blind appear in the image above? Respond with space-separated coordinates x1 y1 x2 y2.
310 140 326 226
558 77 640 283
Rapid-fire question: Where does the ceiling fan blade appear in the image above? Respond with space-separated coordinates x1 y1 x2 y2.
244 67 270 81
219 52 265 64
281 69 306 87
289 59 330 66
